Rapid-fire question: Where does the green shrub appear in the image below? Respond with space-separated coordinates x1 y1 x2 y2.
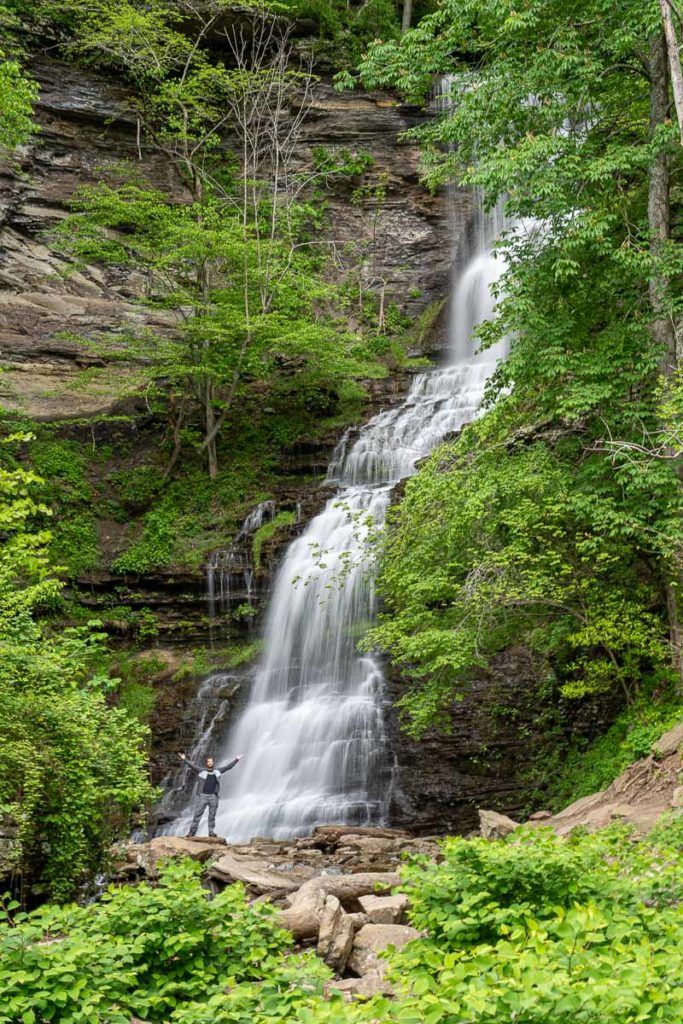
117 679 156 724
0 444 153 900
31 440 92 505
252 511 296 571
0 860 328 1023
109 464 164 508
547 682 683 809
112 507 176 573
366 824 683 1024
49 512 101 577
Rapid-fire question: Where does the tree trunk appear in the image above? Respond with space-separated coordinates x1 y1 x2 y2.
401 0 412 34
648 32 676 372
648 31 683 691
162 396 185 479
204 381 219 480
660 0 683 144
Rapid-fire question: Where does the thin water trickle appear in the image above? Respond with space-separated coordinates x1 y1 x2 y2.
171 190 518 841
206 500 275 616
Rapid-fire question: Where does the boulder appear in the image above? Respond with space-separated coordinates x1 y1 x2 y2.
347 923 420 977
326 970 394 1000
528 810 552 821
358 894 409 924
126 836 218 874
296 826 410 851
280 872 400 940
347 945 382 978
317 895 356 973
478 809 520 840
148 836 221 860
653 722 683 758
337 835 397 856
353 922 421 953
672 786 683 808
208 852 305 894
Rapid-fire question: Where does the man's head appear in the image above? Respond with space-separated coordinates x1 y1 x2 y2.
205 756 215 770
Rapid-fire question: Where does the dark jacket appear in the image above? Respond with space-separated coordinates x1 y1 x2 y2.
185 758 239 797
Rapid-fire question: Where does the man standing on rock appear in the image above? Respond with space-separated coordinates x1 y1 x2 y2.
178 751 242 837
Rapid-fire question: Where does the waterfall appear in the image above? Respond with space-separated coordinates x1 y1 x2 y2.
171 191 516 841
206 500 276 616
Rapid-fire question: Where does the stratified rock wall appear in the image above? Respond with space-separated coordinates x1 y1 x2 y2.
0 61 462 420
385 648 623 834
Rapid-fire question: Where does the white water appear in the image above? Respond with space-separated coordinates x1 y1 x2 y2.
171 190 517 840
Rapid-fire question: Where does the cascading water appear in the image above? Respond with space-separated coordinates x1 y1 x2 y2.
206 500 276 616
171 195 519 842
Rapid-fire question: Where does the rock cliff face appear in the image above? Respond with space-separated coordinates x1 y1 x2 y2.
0 60 462 419
385 649 623 835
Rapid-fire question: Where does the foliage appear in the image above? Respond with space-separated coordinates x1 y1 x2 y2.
42 1 398 478
3 437 104 578
547 683 683 808
348 0 683 729
8 824 683 1023
0 2 38 151
359 822 683 1024
367 424 674 734
110 459 276 573
252 511 296 571
115 678 156 725
0 437 153 900
112 505 176 575
0 859 330 1023
0 56 37 150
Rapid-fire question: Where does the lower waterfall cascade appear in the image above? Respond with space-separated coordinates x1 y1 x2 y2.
171 195 517 841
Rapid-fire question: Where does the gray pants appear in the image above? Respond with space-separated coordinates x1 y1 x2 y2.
188 793 218 836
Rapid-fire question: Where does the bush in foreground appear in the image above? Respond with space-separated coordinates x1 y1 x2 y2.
3 823 683 1023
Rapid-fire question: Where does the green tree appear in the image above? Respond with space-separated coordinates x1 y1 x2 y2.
0 3 38 151
0 436 153 900
348 0 683 724
49 0 387 477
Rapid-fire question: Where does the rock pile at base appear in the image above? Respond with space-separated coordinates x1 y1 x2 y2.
114 825 438 1000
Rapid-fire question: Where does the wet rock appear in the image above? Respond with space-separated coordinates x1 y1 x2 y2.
358 893 409 924
317 895 356 973
386 649 624 836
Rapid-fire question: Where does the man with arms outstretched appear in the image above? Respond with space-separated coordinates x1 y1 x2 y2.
178 751 243 837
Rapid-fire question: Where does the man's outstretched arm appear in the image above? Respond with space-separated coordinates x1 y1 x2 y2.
178 752 202 773
218 754 243 773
